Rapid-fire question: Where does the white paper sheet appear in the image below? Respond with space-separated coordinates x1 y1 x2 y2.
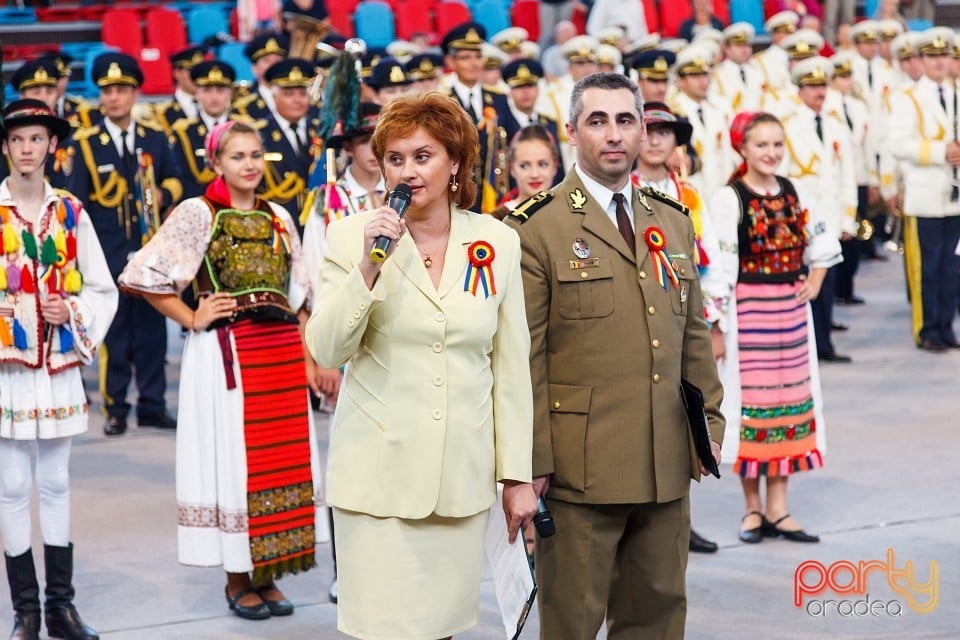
485 486 538 640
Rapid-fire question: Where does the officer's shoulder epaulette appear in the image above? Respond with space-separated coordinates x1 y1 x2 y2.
641 186 689 216
509 191 553 223
233 91 257 106
135 118 165 132
483 85 506 96
70 125 100 143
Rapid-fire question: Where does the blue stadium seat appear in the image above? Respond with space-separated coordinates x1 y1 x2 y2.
218 42 254 84
730 0 765 34
354 1 396 49
0 8 36 25
906 18 932 32
865 0 880 18
473 0 509 36
188 6 229 45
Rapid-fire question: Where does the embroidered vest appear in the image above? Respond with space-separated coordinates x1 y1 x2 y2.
0 193 90 372
198 198 297 325
731 177 807 283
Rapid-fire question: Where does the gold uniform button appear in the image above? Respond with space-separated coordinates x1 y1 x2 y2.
580 271 589 279
652 339 660 349
647 305 656 315
679 268 686 275
653 373 661 383
553 401 560 409
639 270 647 279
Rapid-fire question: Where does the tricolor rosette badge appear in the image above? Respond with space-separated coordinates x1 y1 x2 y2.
464 240 497 298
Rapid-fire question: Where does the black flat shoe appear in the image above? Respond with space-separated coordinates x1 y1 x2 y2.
137 413 177 429
761 514 820 543
738 511 763 544
225 586 271 620
918 339 948 353
689 528 718 553
835 296 865 305
831 322 849 331
819 352 852 363
255 584 294 616
942 338 960 349
103 416 127 436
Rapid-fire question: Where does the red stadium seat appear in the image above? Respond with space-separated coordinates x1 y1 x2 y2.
713 0 731 25
102 8 143 56
395 0 435 41
659 1 692 38
145 7 186 54
328 3 355 37
138 47 174 95
642 0 660 35
434 1 471 37
510 0 539 44
36 7 85 22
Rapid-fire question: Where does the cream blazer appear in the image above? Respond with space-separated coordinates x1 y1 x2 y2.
306 205 533 519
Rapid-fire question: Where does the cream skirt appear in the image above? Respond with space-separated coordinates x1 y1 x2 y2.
333 508 489 640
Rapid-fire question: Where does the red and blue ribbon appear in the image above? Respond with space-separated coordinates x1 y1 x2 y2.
643 226 679 293
464 240 497 298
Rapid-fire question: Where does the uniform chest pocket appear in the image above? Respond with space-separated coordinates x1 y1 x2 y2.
556 259 614 319
670 258 696 316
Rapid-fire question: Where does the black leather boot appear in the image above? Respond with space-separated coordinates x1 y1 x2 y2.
42 544 98 640
4 549 41 640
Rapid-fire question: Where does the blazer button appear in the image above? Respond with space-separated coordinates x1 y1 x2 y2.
359 303 366 310
639 270 647 279
432 342 443 353
347 319 355 327
580 271 589 279
652 339 660 349
435 312 445 322
353 310 361 319
553 401 560 409
432 409 442 420
433 376 443 386
647 305 656 315
652 373 661 383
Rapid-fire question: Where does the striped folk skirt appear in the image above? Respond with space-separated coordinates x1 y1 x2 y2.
733 282 824 478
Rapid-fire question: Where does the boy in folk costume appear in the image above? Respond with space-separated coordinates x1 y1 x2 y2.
0 100 118 640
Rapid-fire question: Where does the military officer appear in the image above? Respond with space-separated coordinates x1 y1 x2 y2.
440 22 511 212
365 57 412 106
779 56 856 362
828 51 876 307
154 46 206 134
752 10 800 104
670 45 735 202
711 22 763 113
878 32 923 209
506 72 723 640
500 58 564 185
36 52 93 127
66 53 183 435
170 60 237 200
481 43 509 92
595 44 622 74
887 28 960 351
232 32 288 121
405 53 443 95
491 26 529 62
632 49 676 103
259 57 320 230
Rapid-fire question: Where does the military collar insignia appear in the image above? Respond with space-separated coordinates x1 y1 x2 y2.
569 188 587 209
99 132 110 146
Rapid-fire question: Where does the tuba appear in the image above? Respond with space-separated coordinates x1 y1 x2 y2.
283 11 330 61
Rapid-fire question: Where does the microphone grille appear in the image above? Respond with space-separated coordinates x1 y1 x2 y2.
392 183 413 201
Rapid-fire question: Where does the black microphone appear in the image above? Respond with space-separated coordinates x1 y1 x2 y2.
369 183 413 263
532 497 556 538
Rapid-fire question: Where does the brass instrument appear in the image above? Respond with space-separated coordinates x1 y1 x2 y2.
283 11 330 61
494 125 509 200
883 203 904 254
856 218 874 242
135 148 161 244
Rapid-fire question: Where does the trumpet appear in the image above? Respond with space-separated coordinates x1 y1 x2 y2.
135 148 161 244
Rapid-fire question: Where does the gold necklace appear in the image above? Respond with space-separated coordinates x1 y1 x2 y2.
413 225 451 268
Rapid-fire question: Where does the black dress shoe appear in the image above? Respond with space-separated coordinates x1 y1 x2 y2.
831 322 849 331
835 295 865 305
689 529 718 553
137 413 177 429
819 352 852 363
761 515 820 543
225 586 271 620
102 416 127 436
738 511 763 544
255 584 294 616
918 339 948 353
942 338 960 349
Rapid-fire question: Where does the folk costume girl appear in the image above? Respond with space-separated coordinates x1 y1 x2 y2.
0 100 118 640
118 121 324 621
708 112 842 544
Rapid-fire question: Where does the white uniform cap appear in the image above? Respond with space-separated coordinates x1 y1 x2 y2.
723 22 756 45
561 35 599 62
385 40 418 62
673 44 714 75
782 28 825 60
850 20 882 44
491 27 529 54
597 26 626 47
626 32 661 56
519 41 541 59
764 10 799 34
791 55 834 86
595 44 622 67
659 38 689 55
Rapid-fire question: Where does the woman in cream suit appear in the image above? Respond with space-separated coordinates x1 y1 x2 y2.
306 92 538 640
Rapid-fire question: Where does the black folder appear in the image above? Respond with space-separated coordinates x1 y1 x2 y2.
680 379 721 479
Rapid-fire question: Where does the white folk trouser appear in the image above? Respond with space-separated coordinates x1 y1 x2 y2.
0 437 72 556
